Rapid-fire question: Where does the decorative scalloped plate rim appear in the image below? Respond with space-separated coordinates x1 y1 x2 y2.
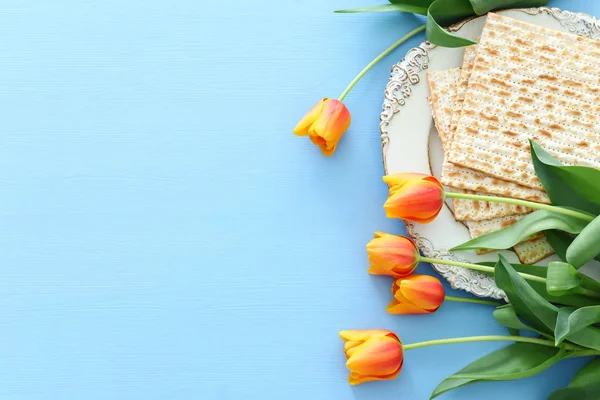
380 6 600 299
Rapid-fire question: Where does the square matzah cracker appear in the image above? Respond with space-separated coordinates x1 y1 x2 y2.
447 13 600 190
514 236 555 265
453 190 531 221
427 68 460 151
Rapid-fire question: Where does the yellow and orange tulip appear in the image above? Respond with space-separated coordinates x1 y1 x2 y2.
387 274 445 315
339 329 404 385
383 173 444 223
293 98 351 156
367 232 420 278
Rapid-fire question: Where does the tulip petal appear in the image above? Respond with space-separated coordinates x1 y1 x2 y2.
366 235 419 278
348 367 402 385
293 99 325 137
400 275 445 311
383 173 428 189
339 330 391 342
346 335 403 376
384 179 443 223
311 99 350 147
386 299 431 315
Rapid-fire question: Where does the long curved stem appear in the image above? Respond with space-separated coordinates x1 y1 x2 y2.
420 257 546 284
444 296 502 306
403 335 576 351
445 192 594 222
337 25 426 101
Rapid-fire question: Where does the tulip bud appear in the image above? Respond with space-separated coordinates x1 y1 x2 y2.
367 232 420 278
383 173 444 223
293 98 351 156
339 329 403 385
387 275 445 315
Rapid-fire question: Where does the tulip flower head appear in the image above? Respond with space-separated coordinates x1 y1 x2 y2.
387 274 445 315
293 98 351 156
383 173 444 223
367 232 420 278
339 329 403 385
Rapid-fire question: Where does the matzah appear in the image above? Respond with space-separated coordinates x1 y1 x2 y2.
514 236 555 265
427 68 460 151
442 162 549 203
427 68 539 219
449 45 478 139
452 189 531 221
447 13 600 190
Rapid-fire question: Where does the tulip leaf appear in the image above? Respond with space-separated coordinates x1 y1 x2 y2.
451 210 588 251
546 262 582 297
336 0 550 48
426 0 476 48
530 140 600 215
478 262 598 307
548 358 600 400
494 255 557 333
545 230 600 266
567 215 600 268
335 4 429 14
493 305 545 336
555 306 600 346
495 256 600 351
430 343 564 399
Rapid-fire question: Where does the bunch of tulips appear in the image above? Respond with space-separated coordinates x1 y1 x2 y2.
341 173 526 386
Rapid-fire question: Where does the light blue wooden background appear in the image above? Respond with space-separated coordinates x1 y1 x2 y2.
0 0 595 399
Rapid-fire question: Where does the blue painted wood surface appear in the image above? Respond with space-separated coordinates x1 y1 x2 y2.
0 0 596 398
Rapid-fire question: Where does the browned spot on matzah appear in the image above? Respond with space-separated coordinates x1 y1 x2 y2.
539 129 553 138
479 111 499 122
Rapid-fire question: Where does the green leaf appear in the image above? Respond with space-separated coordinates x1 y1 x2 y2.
494 255 600 351
493 305 543 336
494 255 557 333
546 262 581 297
469 0 548 15
430 343 564 399
548 358 600 400
452 346 564 380
478 262 598 307
530 140 600 215
425 0 477 48
545 230 574 262
545 230 600 266
335 4 429 14
567 215 600 268
451 210 588 251
555 306 600 346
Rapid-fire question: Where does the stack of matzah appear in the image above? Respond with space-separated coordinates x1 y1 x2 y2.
426 13 599 264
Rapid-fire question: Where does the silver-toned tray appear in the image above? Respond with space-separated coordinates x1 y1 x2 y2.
380 7 600 299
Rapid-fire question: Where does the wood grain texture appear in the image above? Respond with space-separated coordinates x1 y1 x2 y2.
0 0 594 399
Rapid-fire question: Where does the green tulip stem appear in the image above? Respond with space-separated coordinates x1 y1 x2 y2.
403 335 579 351
444 296 502 306
445 192 594 223
337 25 426 101
419 257 546 284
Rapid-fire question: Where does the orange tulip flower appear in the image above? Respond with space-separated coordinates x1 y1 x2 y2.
339 329 404 385
383 173 444 223
293 98 351 156
387 275 445 315
367 232 420 278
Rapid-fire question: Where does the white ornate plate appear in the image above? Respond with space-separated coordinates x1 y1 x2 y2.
380 6 600 299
